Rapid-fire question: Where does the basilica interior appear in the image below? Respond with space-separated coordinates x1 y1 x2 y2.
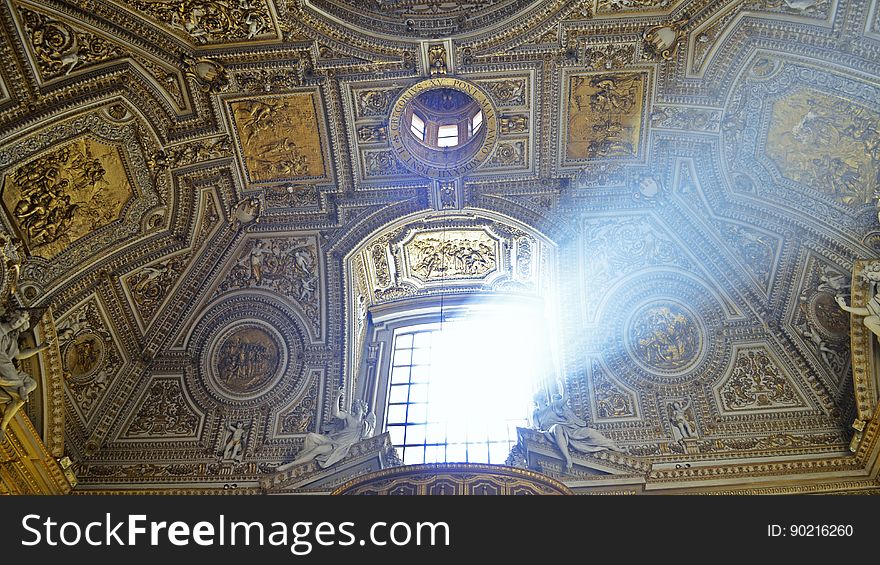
1 0 879 495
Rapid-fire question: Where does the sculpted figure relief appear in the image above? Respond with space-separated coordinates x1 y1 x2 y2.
837 264 880 342
0 310 49 440
222 420 249 463
276 387 375 472
836 293 880 342
531 390 624 472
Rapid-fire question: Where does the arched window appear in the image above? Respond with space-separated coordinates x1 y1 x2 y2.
345 213 558 466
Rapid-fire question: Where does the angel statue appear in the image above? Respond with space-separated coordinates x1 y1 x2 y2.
0 310 49 441
531 389 624 472
276 387 375 472
836 293 880 343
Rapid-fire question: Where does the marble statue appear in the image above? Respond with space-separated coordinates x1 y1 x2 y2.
669 400 696 441
222 420 249 463
531 391 624 471
0 310 48 441
276 387 375 472
836 293 880 343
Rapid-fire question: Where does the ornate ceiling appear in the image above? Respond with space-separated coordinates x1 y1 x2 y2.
1 0 879 494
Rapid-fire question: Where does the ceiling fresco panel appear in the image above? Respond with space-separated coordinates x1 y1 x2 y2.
227 91 331 186
561 70 649 168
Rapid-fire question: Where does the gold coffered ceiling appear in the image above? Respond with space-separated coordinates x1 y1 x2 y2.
0 0 879 494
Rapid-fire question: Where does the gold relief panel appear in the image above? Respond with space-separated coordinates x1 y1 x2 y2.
55 297 124 425
120 376 204 440
1 138 135 260
625 302 704 375
562 71 647 165
596 0 667 12
352 87 403 120
17 6 125 81
590 361 638 422
275 371 319 437
401 229 498 283
714 347 810 414
121 252 190 332
228 92 330 185
123 0 276 44
214 235 322 339
474 78 528 108
765 89 879 207
209 323 284 399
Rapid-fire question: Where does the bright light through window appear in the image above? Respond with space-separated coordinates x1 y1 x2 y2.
471 111 483 135
410 113 426 141
437 124 459 147
385 306 550 465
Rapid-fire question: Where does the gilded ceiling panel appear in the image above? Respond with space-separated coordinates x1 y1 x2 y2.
121 0 276 44
16 5 125 81
402 229 498 283
213 235 323 340
0 109 162 287
306 0 544 38
723 58 880 222
787 253 851 396
765 89 879 207
13 3 185 104
119 375 204 440
714 346 811 415
120 189 221 333
228 92 330 185
0 137 134 260
274 370 320 437
562 71 647 165
588 360 639 423
55 296 125 426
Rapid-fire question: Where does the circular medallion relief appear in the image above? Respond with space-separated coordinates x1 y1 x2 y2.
626 302 704 375
806 291 849 337
389 78 497 179
63 333 105 380
207 322 285 399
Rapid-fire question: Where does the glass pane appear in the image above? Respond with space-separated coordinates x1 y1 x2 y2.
405 424 426 445
388 384 409 404
395 333 413 349
424 445 446 464
407 402 427 423
438 124 457 137
386 404 408 424
390 366 410 384
388 425 406 446
437 136 458 148
446 420 467 443
445 443 467 462
408 384 429 403
411 348 431 366
425 422 446 443
403 446 424 465
409 365 431 383
392 347 412 366
412 331 433 348
487 421 509 442
467 444 489 464
437 124 458 147
488 442 511 465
